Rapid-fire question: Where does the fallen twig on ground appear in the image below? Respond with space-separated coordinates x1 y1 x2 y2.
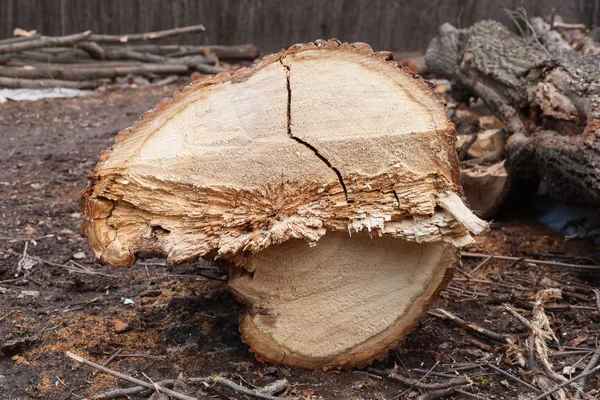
428 308 512 343
461 252 600 270
0 249 117 278
66 351 198 400
80 350 286 400
574 347 600 399
416 387 456 400
530 365 600 400
369 366 471 390
485 363 541 392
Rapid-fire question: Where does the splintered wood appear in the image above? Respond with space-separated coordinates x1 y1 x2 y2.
81 40 486 369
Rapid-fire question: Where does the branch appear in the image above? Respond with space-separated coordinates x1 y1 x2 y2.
87 25 206 43
0 31 91 54
66 351 198 400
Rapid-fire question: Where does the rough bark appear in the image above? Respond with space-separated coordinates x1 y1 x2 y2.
426 20 600 207
81 39 486 369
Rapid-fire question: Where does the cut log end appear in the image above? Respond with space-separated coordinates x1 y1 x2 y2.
230 232 457 369
81 39 486 369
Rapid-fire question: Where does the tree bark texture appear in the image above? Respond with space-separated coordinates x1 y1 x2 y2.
426 20 600 207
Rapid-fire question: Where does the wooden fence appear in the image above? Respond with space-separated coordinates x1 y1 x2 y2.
1 0 599 53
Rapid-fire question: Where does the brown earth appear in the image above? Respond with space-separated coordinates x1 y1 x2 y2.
0 83 599 399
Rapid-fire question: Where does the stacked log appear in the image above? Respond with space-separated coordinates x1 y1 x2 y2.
426 17 600 215
0 26 259 89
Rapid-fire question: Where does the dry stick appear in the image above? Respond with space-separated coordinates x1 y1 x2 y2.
574 290 600 399
454 388 490 399
503 304 532 329
428 308 511 342
103 48 217 65
77 42 107 60
485 363 541 393
529 365 600 400
0 63 188 80
416 387 456 400
0 76 105 89
0 249 117 278
387 370 470 390
102 349 123 367
0 310 14 322
93 349 123 377
573 347 600 399
461 252 600 270
87 25 206 43
469 254 494 275
213 377 284 400
0 31 91 54
104 44 258 60
92 380 175 399
0 35 40 45
65 352 197 400
89 371 282 400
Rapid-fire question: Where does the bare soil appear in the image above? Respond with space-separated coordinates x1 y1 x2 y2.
0 84 598 400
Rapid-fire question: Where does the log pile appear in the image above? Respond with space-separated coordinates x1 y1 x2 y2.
426 15 600 216
0 26 259 89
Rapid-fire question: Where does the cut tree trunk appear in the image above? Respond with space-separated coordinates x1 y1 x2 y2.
81 39 486 369
426 21 600 208
460 161 510 219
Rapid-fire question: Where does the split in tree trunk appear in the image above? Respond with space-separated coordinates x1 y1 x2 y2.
81 39 486 369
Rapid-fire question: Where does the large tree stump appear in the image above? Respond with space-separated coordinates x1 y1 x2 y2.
426 21 600 207
81 40 486 369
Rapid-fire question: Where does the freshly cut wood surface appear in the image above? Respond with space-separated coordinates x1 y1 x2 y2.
230 232 456 369
81 39 486 369
461 161 510 219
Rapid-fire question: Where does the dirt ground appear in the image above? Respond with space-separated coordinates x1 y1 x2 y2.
0 83 599 400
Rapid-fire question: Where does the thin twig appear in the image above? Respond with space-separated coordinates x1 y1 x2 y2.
461 252 600 271
503 304 532 329
0 310 14 322
529 365 600 400
416 387 456 400
454 388 491 399
429 308 511 342
369 366 470 390
65 351 197 400
91 348 122 379
0 249 117 278
470 255 494 275
213 376 284 400
574 346 600 399
485 363 540 392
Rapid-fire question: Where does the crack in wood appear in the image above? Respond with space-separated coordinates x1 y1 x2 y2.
280 58 350 203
